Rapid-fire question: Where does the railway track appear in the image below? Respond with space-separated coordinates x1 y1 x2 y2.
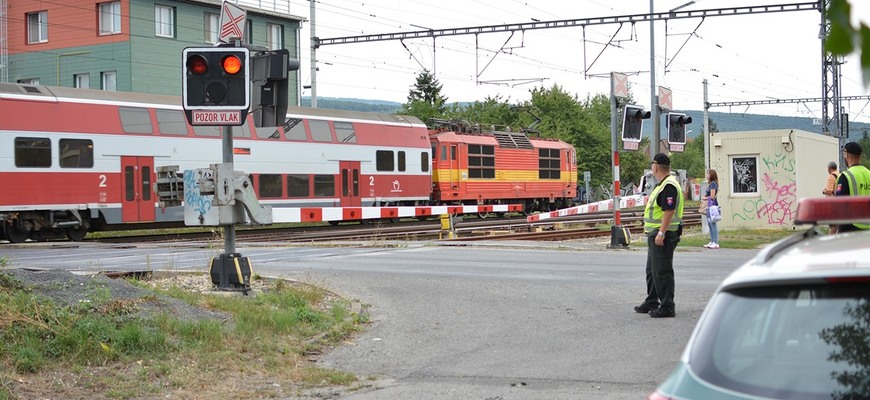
78 208 703 245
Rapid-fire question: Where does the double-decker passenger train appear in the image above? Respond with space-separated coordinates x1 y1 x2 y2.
0 83 576 243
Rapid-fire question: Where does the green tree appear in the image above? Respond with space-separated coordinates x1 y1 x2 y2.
400 69 449 125
827 0 870 86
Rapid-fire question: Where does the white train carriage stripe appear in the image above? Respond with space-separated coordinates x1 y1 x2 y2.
526 195 649 222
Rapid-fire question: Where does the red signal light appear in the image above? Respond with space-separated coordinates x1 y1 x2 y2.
187 55 208 75
222 55 242 75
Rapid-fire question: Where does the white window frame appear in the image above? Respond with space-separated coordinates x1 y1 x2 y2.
27 11 48 44
204 12 219 44
730 154 760 196
101 71 117 91
18 78 40 85
75 73 90 89
99 2 122 35
267 23 283 50
154 5 175 38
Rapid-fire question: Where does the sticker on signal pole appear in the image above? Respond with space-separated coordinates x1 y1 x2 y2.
190 110 243 125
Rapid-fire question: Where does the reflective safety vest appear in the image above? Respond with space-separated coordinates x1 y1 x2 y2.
840 165 870 230
644 175 684 233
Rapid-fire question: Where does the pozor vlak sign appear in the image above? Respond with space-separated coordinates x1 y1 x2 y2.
181 47 250 126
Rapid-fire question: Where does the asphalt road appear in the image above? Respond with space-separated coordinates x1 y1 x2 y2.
0 239 756 399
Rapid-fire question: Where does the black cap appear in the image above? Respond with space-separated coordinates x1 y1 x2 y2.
843 141 863 155
653 153 671 166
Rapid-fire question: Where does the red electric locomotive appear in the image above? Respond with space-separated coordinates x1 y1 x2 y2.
429 123 578 214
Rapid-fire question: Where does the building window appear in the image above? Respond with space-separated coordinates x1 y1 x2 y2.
27 11 48 44
74 73 90 89
267 23 283 50
538 148 561 180
18 78 39 85
468 145 495 179
244 19 253 44
101 71 116 91
155 5 175 38
731 155 759 194
99 2 121 35
204 12 219 44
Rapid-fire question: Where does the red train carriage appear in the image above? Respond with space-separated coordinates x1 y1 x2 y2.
0 83 431 243
430 127 577 214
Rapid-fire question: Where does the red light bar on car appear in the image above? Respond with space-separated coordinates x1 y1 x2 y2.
794 196 870 225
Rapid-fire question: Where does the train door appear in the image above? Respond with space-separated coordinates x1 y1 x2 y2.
339 161 361 207
449 144 460 190
120 156 156 222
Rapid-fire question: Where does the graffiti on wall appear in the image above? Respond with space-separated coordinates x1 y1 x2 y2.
731 151 797 226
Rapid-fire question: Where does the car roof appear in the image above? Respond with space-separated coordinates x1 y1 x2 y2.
720 229 870 290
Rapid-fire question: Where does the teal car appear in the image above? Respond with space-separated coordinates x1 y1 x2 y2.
649 196 870 400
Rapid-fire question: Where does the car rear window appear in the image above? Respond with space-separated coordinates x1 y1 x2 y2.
689 283 869 400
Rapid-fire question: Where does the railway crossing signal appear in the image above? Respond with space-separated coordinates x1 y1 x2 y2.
621 104 650 150
251 49 300 128
182 47 250 126
667 112 692 152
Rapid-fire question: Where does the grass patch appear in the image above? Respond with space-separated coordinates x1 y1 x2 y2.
0 273 367 399
679 227 802 249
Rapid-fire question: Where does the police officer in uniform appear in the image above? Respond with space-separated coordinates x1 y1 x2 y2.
634 153 684 318
832 141 870 233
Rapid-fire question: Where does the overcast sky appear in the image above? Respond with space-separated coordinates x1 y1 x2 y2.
285 0 870 125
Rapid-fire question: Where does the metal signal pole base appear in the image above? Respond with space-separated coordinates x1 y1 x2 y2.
607 225 631 249
209 253 253 294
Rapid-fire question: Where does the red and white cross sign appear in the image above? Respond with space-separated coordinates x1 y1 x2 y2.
219 1 247 43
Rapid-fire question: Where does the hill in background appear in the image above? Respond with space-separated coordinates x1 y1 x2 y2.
302 97 870 140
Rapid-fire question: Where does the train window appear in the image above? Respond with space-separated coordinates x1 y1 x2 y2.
376 150 394 171
14 137 51 168
353 169 360 196
284 118 307 141
119 107 153 134
421 152 430 172
441 145 447 161
193 125 220 137
125 166 135 201
155 110 188 135
309 120 332 142
258 174 283 198
255 126 281 140
59 139 94 168
335 121 357 143
398 151 406 172
287 174 309 197
468 145 495 179
313 175 335 197
539 148 561 180
341 169 349 196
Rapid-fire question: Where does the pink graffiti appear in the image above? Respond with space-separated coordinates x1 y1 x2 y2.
757 173 797 225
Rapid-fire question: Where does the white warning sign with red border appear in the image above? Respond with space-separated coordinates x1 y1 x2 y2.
218 1 247 43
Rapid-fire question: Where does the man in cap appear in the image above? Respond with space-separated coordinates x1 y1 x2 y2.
832 141 870 233
634 153 684 318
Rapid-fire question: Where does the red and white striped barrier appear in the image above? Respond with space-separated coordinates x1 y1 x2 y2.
271 204 523 223
526 195 649 223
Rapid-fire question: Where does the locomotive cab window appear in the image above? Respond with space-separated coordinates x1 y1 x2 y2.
335 121 356 143
398 151 406 172
59 139 94 168
539 148 561 180
15 137 51 168
119 107 153 134
468 144 495 179
376 150 394 171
